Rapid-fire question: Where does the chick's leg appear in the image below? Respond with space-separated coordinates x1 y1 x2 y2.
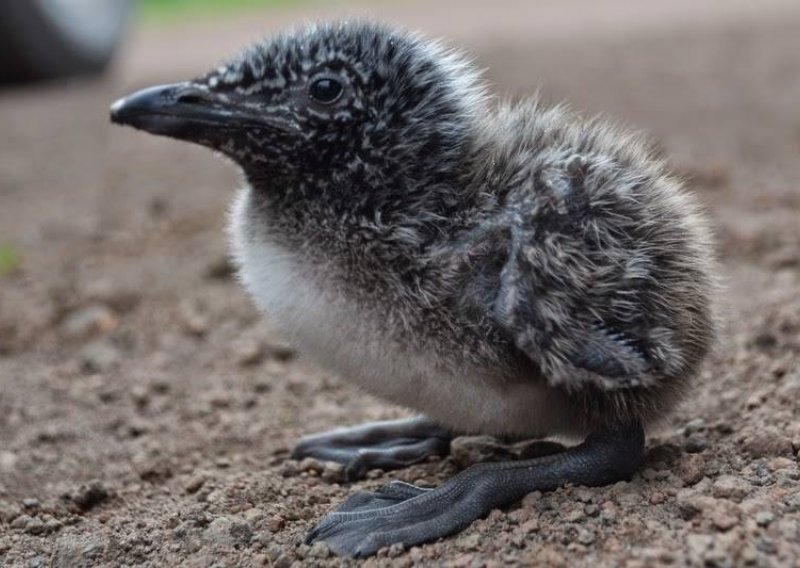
291 416 452 481
306 421 645 558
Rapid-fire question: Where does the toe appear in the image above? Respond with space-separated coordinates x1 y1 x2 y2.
343 451 370 481
335 490 380 512
375 480 430 500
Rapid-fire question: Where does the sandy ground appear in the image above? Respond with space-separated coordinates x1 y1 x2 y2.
1 0 799 565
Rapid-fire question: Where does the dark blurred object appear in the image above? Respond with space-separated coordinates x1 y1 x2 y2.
0 0 132 84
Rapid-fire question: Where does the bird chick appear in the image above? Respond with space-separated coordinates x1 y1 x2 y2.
111 21 715 557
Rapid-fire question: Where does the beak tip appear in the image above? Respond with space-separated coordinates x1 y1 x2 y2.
109 97 127 124
109 85 174 129
109 83 193 130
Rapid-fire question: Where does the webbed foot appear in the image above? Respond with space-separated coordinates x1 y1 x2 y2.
292 416 452 481
306 421 645 557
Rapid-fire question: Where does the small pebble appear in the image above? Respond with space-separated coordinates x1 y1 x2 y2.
11 514 33 530
0 451 18 472
298 457 324 474
130 385 150 408
684 434 708 454
741 431 794 458
459 533 481 551
80 341 121 373
252 379 272 393
577 529 596 545
242 508 266 524
265 514 285 533
22 498 40 509
184 475 206 494
203 516 252 547
757 537 777 555
708 505 739 531
676 490 710 520
307 541 331 559
62 304 118 339
521 491 542 508
712 475 751 501
766 457 795 472
321 462 345 483
179 300 209 337
565 508 585 522
678 454 706 486
72 480 110 510
23 516 45 535
599 501 617 522
755 511 774 527
280 461 299 478
233 338 265 367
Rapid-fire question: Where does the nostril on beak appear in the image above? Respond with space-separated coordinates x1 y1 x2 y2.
174 86 215 106
176 93 205 105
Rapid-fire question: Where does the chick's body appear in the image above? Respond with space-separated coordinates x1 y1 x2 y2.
231 99 714 440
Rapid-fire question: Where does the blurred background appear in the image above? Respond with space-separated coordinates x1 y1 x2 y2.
1 1 799 565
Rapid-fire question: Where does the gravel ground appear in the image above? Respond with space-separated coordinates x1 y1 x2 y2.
1 0 799 566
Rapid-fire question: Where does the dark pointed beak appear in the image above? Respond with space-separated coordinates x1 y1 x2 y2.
110 82 294 142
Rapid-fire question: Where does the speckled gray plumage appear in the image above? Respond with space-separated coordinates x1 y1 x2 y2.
219 21 715 435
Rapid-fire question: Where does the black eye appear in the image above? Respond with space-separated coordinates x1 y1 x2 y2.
309 77 343 104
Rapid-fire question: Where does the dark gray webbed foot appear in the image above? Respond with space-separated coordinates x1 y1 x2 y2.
291 416 452 481
307 422 644 558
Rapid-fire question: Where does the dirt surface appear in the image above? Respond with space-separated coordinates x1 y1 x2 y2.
1 0 800 566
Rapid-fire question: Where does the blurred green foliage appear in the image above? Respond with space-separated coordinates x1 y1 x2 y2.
140 0 309 21
0 245 21 277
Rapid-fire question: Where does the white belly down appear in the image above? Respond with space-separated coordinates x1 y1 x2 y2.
230 192 577 438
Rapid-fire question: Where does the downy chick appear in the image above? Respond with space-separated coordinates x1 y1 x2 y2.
111 21 715 557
